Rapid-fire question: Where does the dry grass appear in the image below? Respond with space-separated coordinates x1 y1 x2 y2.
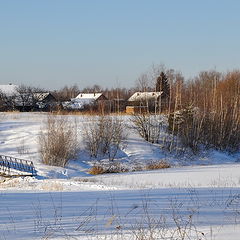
88 166 105 175
0 110 20 114
146 160 171 170
132 164 145 172
88 163 129 175
51 110 129 116
51 110 100 116
89 161 171 175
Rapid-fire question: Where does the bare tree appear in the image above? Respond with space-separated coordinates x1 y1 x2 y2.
53 84 79 102
135 73 153 92
14 85 46 111
0 90 15 110
169 70 240 153
82 84 102 93
15 85 35 111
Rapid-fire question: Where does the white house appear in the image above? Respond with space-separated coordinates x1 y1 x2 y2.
63 93 107 110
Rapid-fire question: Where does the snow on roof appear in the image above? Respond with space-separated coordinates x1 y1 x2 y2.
0 84 18 96
75 93 103 100
128 92 162 101
33 93 51 101
62 98 94 110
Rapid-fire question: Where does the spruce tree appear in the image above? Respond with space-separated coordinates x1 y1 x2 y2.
156 72 170 98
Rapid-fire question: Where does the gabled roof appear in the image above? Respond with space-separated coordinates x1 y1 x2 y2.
33 93 51 101
75 93 103 100
128 92 162 101
0 84 18 96
66 93 106 110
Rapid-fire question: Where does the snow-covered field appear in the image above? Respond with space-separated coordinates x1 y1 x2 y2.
0 113 239 239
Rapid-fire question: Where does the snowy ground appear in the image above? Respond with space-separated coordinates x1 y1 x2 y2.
1 187 240 240
0 113 239 239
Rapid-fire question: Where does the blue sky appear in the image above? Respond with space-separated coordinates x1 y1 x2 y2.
0 0 239 90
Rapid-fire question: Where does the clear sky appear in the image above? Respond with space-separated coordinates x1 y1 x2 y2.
0 0 240 90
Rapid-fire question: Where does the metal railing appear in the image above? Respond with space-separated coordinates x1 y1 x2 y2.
0 155 37 176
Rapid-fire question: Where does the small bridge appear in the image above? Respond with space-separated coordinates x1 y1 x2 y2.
0 155 37 177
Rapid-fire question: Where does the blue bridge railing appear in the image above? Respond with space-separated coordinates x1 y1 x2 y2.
0 155 37 176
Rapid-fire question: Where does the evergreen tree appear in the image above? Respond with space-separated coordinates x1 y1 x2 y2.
156 72 170 98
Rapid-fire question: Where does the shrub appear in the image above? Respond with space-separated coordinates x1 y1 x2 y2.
131 113 163 143
38 115 78 167
83 115 127 161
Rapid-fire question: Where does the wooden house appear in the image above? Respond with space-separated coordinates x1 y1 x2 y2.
126 92 162 113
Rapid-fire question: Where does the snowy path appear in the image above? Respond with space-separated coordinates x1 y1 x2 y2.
124 131 165 163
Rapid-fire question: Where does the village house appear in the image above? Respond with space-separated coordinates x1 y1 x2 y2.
33 92 57 111
62 92 108 111
126 91 162 114
0 84 57 111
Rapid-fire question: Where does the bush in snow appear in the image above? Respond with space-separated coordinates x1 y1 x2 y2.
131 112 163 143
83 115 127 161
38 115 78 167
